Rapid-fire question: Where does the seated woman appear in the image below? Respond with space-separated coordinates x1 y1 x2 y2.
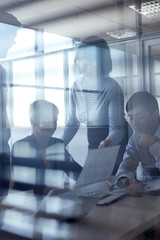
11 100 82 196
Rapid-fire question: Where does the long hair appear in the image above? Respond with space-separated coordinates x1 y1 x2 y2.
75 36 112 77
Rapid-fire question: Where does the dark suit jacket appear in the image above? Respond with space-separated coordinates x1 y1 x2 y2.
11 134 82 195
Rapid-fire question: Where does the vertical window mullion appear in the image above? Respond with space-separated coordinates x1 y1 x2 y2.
63 50 69 124
8 61 14 127
35 30 44 99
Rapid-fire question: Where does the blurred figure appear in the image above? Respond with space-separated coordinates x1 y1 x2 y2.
61 36 132 173
12 100 82 196
61 36 125 149
0 12 21 196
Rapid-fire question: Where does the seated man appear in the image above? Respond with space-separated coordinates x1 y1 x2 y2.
116 91 160 195
11 100 82 196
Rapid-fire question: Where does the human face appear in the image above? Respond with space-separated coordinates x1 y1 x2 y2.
75 58 99 81
75 46 99 79
127 106 158 134
34 120 57 139
75 58 87 75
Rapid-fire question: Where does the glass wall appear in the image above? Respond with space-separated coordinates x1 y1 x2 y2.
1 22 160 165
1 2 160 238
144 38 160 106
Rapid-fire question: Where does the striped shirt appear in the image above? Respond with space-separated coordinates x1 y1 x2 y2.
61 76 124 146
116 124 160 180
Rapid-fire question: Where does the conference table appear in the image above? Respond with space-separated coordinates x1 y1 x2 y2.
0 181 160 240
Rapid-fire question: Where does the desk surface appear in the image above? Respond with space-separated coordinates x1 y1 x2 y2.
81 194 160 240
1 190 160 240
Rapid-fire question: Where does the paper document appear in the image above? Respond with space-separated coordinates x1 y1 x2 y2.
96 189 127 206
144 178 160 193
76 145 120 187
35 145 120 222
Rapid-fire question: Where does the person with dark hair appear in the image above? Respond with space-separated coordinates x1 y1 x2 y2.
126 91 159 116
11 100 82 196
61 36 126 152
116 91 160 194
0 12 21 196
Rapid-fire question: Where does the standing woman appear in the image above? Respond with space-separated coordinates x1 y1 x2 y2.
61 36 125 151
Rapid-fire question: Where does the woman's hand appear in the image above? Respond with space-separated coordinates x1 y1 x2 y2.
99 139 111 148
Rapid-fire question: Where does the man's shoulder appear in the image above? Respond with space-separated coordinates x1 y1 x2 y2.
11 135 36 158
125 132 139 150
12 135 34 148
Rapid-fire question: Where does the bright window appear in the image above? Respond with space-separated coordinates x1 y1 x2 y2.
12 87 36 127
44 53 64 88
43 32 73 53
7 27 35 59
12 58 36 86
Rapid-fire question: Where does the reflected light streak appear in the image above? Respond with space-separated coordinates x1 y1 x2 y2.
1 209 34 239
2 190 37 212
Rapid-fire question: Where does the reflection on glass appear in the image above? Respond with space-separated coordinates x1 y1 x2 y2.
13 87 36 126
0 22 20 60
11 100 82 197
13 58 36 85
110 41 138 99
44 53 64 88
43 32 73 53
7 28 35 59
2 209 34 238
13 166 36 184
150 45 160 98
45 89 65 126
45 169 65 188
68 50 80 88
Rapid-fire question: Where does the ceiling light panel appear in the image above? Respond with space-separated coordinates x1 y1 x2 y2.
129 0 160 17
106 28 136 39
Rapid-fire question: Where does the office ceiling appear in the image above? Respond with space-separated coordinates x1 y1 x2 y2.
0 0 160 41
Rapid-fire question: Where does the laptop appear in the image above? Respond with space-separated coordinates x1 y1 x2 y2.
36 145 120 221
